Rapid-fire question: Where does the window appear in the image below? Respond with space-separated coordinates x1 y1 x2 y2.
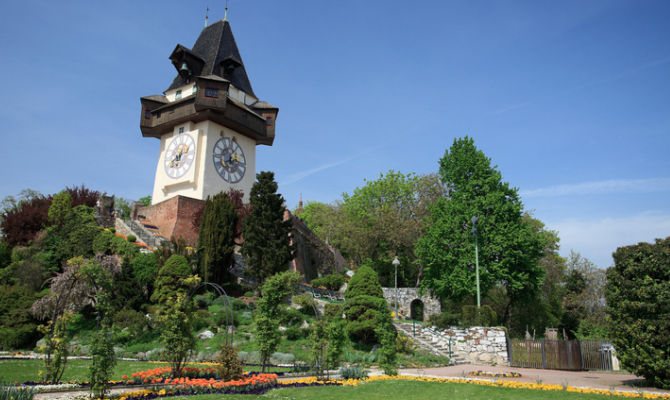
192 84 197 95
178 127 184 134
205 87 219 98
175 89 182 100
266 116 273 126
156 111 161 118
144 110 150 119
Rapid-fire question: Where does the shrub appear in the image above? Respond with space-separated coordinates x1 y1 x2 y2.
344 266 386 343
0 284 39 350
192 309 212 331
92 231 115 255
292 293 316 315
324 303 343 319
0 385 37 400
428 311 459 329
311 273 345 291
461 305 497 327
340 365 368 380
285 326 302 340
280 307 304 327
270 352 296 365
216 344 243 381
606 237 670 389
244 291 254 297
126 235 137 243
113 309 147 337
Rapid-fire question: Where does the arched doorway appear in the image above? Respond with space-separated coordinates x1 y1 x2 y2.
410 299 424 321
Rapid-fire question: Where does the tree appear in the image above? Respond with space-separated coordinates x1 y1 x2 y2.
151 254 200 377
242 171 295 285
606 237 670 388
253 271 300 371
416 137 544 327
343 265 387 343
375 304 398 375
48 191 72 228
197 192 237 287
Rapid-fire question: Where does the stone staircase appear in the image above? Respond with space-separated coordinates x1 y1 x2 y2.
394 322 468 365
132 215 167 248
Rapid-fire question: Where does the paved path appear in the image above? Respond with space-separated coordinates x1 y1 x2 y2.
33 364 670 399
399 364 670 396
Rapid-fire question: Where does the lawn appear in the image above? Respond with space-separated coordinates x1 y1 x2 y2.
157 379 620 400
0 359 290 383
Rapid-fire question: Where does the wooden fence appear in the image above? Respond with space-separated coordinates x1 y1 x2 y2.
508 339 613 370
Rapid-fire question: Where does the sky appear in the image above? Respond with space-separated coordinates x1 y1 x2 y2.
1 0 669 269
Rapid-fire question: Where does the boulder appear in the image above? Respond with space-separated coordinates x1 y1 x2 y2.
197 330 215 339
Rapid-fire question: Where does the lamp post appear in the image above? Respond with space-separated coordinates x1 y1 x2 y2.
471 216 481 308
392 256 400 319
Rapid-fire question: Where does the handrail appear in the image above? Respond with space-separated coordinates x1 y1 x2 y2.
397 321 452 359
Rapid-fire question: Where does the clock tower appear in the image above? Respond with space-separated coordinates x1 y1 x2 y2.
140 18 278 205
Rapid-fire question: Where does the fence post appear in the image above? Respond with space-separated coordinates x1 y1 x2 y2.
507 339 512 366
579 340 584 370
566 340 572 370
541 340 546 369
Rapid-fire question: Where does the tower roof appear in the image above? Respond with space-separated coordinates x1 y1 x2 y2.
167 19 255 97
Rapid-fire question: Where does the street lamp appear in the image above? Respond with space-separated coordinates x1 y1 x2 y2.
471 216 481 308
392 256 400 319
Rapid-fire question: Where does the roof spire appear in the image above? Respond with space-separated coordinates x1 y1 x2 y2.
205 6 209 27
223 0 229 21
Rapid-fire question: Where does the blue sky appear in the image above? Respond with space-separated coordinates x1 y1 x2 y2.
2 1 669 269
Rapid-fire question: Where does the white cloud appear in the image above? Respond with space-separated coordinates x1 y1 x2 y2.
281 158 352 185
548 212 670 269
521 177 670 198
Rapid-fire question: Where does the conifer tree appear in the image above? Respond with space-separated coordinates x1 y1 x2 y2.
197 192 237 286
242 171 295 285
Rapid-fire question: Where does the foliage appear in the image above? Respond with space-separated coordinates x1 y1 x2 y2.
0 284 39 349
216 343 244 381
461 305 497 327
254 271 300 371
606 237 670 389
242 171 295 286
416 137 544 327
126 234 137 243
89 325 116 398
0 241 10 269
42 205 103 270
375 306 398 375
1 194 51 248
296 173 445 286
562 251 606 339
0 385 37 400
344 265 388 343
339 365 368 380
428 310 460 329
131 252 158 297
310 273 345 291
158 293 197 378
48 191 72 228
36 311 74 382
138 195 152 207
150 254 195 304
197 192 237 287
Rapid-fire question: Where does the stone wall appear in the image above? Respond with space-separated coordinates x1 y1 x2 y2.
439 326 508 365
133 195 205 247
381 287 441 322
288 211 346 282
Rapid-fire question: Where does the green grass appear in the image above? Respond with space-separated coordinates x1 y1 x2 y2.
0 359 292 384
161 380 618 400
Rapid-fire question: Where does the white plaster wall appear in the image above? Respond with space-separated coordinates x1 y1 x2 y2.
164 83 196 102
151 120 256 204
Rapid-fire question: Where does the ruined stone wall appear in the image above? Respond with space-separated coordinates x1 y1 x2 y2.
438 326 508 365
382 287 441 321
134 195 205 247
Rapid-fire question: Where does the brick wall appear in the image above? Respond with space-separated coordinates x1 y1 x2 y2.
135 195 205 247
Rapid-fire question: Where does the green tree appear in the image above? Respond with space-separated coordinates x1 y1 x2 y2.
606 237 670 388
375 303 398 375
343 265 387 343
48 191 72 228
151 254 200 377
416 137 544 327
242 171 295 285
253 271 300 371
197 192 237 287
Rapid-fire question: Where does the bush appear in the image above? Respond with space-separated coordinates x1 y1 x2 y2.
0 385 37 400
340 365 368 380
126 235 137 243
606 237 670 389
344 266 386 343
428 311 459 329
0 284 39 350
311 273 345 291
292 293 317 315
461 305 497 327
216 344 243 381
192 310 212 331
285 326 302 340
113 309 147 340
280 307 304 327
270 352 296 365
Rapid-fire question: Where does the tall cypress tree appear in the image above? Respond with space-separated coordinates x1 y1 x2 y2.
242 171 295 285
197 192 237 286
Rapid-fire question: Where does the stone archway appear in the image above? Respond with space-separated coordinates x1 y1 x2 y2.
410 299 424 321
381 287 440 321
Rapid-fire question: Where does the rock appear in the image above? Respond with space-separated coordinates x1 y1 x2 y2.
197 330 215 339
300 320 310 329
478 352 492 362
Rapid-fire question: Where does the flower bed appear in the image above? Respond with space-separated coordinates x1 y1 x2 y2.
468 370 522 378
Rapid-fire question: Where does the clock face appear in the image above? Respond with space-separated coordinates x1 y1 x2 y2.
212 137 246 183
164 133 196 179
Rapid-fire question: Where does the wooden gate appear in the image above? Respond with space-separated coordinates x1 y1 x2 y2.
509 339 612 371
